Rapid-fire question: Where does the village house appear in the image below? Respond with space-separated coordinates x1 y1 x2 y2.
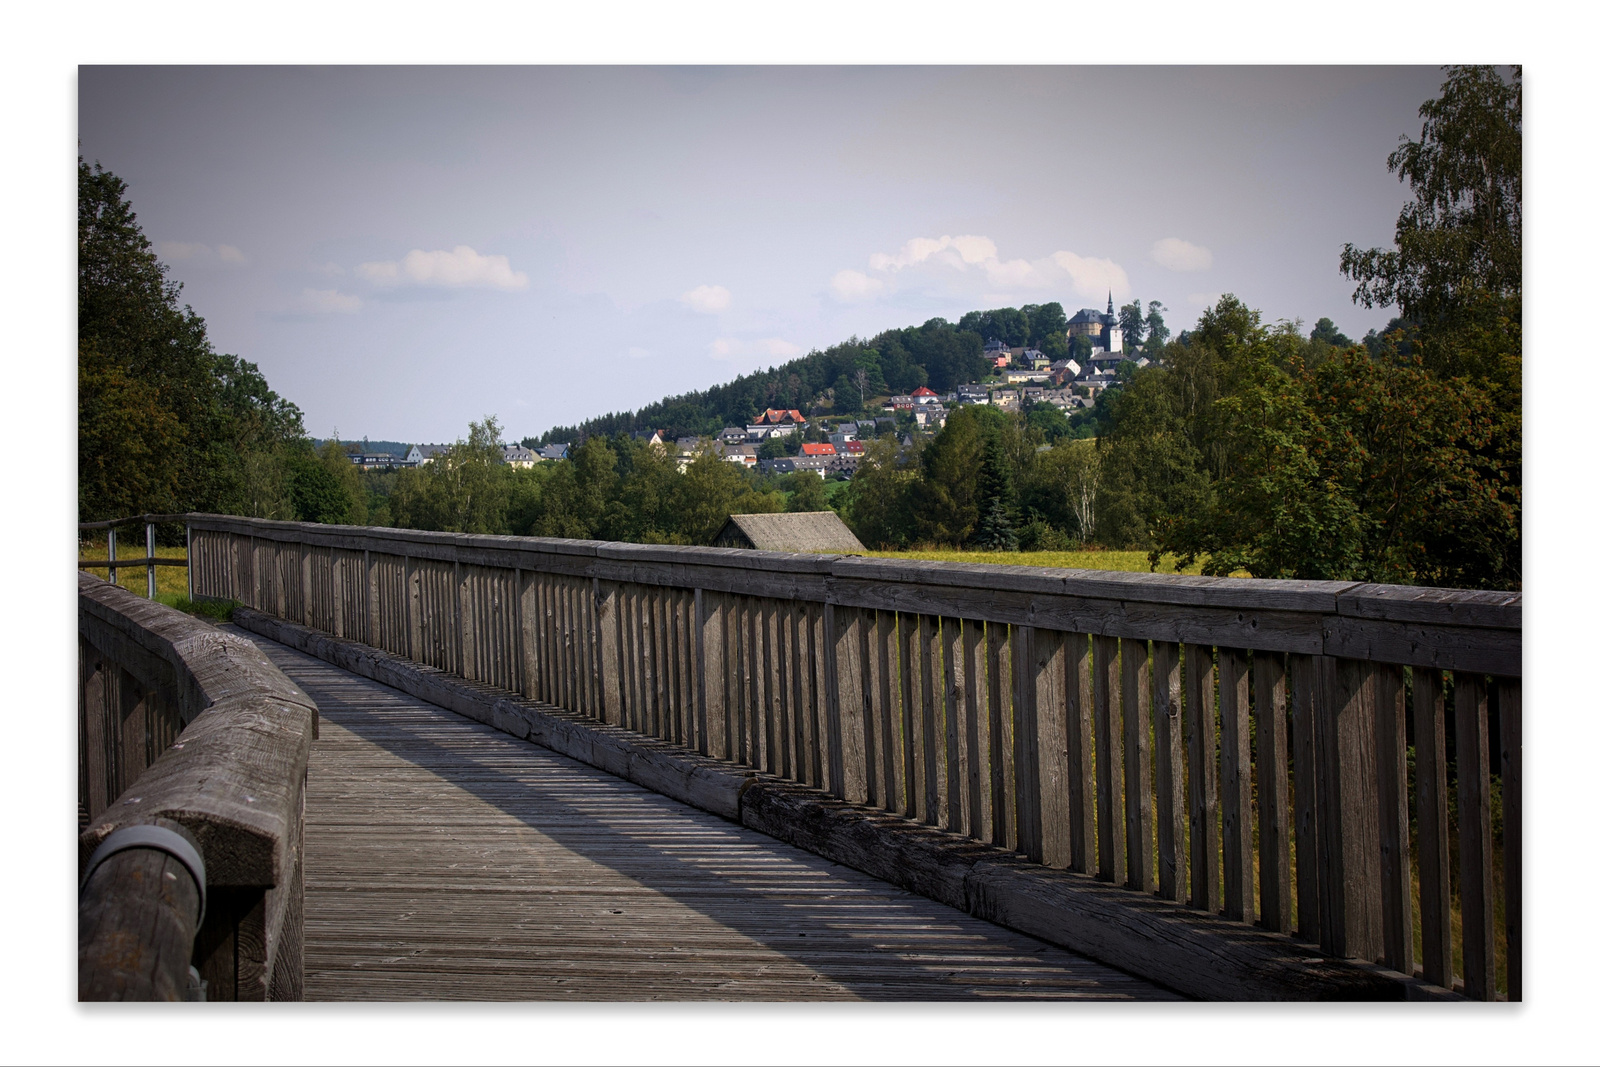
746 409 806 439
910 386 939 405
760 455 830 476
407 444 450 466
888 395 915 411
800 442 836 458
717 426 748 445
502 445 540 468
992 388 1021 411
955 383 990 405
537 443 570 461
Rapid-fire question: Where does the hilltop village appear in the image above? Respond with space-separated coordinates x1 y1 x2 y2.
349 296 1145 482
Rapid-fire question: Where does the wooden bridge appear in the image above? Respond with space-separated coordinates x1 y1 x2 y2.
79 515 1521 1001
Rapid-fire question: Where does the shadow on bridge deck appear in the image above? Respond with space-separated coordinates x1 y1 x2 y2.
235 628 1177 1001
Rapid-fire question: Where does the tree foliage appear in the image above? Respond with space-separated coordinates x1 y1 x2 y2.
79 159 305 523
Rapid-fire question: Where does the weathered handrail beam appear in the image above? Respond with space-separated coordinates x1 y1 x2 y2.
78 572 318 1000
79 557 189 569
78 513 191 531
185 514 1520 1000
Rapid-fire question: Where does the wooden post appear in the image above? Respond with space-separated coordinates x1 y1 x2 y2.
1185 643 1219 912
902 613 923 821
1412 667 1451 988
146 522 156 599
1033 627 1071 869
1373 662 1413 975
185 524 194 603
826 605 868 804
876 610 902 809
1254 652 1292 933
1288 654 1321 943
1065 631 1093 875
1219 648 1254 924
943 618 966 834
1315 657 1382 961
962 619 988 839
1152 641 1185 901
1498 678 1522 1002
919 615 942 827
1455 672 1495 999
108 528 117 587
1094 634 1125 884
1012 625 1042 863
1122 637 1152 892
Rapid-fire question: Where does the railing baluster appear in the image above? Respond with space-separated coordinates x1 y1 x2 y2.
1012 624 1042 863
1219 647 1254 924
943 617 967 835
1034 627 1071 869
878 609 902 810
1374 662 1413 975
1456 672 1495 1000
1412 666 1451 988
1288 653 1321 944
1254 651 1292 933
1122 637 1152 892
963 619 990 841
1498 677 1521 1002
1094 633 1125 885
1185 643 1219 911
1152 640 1184 900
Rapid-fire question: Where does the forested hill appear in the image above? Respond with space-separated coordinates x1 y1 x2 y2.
522 303 1086 447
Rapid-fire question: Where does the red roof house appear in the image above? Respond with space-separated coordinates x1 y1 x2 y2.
911 386 939 404
753 408 806 426
800 442 836 456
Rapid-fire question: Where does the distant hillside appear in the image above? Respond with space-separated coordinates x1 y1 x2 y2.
311 438 413 456
521 303 1081 447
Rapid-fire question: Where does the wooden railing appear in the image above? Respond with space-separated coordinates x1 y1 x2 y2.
78 571 318 1000
186 514 1521 1000
78 514 192 598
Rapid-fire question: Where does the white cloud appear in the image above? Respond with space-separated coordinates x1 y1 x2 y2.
357 246 528 291
869 234 997 272
1187 291 1224 308
312 261 346 276
830 269 885 302
680 284 732 313
1050 251 1132 301
709 338 738 360
1151 238 1214 272
298 288 362 314
849 234 1129 303
217 244 247 265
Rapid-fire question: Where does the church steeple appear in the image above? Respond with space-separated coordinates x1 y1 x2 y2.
1107 290 1115 316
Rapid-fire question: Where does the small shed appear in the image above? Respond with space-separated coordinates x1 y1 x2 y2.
711 512 866 554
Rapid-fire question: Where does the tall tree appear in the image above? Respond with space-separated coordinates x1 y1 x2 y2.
79 159 304 521
1340 65 1520 382
1118 300 1146 349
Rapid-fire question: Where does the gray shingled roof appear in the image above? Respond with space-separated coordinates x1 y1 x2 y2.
712 511 866 554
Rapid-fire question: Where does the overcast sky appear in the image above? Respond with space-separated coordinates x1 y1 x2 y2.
79 65 1447 444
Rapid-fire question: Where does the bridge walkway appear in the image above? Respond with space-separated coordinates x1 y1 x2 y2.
238 628 1177 1001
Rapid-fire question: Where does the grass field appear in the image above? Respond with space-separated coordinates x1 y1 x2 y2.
858 547 1208 574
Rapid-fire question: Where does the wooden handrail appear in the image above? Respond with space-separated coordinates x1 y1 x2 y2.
78 557 188 569
78 513 191 531
183 513 1521 1000
78 572 318 1001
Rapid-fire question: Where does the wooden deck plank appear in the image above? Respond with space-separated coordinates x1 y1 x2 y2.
235 629 1175 1001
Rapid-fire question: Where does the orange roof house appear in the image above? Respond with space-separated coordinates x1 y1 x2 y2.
753 409 806 425
800 442 836 456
